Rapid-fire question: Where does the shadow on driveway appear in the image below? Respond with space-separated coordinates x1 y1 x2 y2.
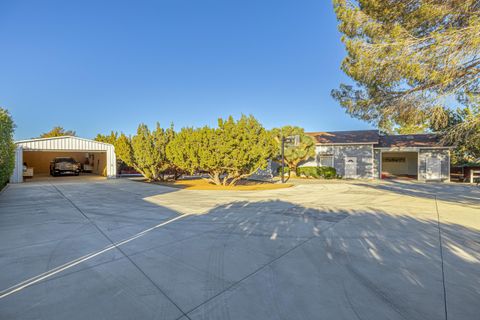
0 181 479 320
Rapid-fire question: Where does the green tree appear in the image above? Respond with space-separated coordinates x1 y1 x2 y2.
272 126 316 176
393 122 428 135
167 115 276 186
115 133 135 167
166 126 206 177
0 108 15 187
94 131 119 145
39 126 76 138
115 124 176 181
437 101 480 164
217 115 277 185
331 0 480 134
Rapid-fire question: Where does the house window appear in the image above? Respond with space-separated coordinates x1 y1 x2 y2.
318 154 334 167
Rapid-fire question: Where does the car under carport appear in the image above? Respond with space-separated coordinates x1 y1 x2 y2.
10 136 116 183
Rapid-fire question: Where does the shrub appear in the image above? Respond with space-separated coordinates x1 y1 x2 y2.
277 166 290 175
297 166 320 178
318 166 337 179
296 166 337 179
0 108 15 188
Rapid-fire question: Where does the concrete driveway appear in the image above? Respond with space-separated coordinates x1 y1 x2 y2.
0 179 479 320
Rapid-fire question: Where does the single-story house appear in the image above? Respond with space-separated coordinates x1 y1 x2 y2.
302 130 453 181
10 136 116 183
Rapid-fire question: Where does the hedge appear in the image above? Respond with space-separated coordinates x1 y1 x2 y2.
277 166 290 175
0 108 15 188
297 166 336 179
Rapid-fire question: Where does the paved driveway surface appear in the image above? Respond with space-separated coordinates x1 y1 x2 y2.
0 179 479 320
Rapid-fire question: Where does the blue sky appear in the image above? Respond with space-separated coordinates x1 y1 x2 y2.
0 0 373 140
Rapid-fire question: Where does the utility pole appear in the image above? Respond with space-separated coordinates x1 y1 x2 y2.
280 135 299 184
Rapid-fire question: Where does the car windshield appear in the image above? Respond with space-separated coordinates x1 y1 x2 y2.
55 158 76 163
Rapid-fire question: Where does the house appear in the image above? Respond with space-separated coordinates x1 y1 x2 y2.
302 130 453 181
10 136 117 183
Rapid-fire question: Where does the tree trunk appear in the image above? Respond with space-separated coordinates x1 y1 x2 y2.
209 172 222 185
222 176 228 186
228 173 251 186
228 176 242 186
290 167 297 177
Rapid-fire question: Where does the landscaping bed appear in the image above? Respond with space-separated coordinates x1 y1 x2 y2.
149 178 293 191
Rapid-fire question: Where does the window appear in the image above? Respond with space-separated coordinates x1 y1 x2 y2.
384 157 406 163
318 154 334 167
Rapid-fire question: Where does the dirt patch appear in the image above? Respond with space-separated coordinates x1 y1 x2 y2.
149 178 293 191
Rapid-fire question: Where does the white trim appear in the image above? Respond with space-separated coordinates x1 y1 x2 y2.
22 149 110 153
447 150 451 182
379 149 383 179
417 151 420 181
15 136 112 146
373 145 376 179
10 146 24 183
374 146 453 151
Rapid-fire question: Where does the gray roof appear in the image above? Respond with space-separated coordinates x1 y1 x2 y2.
306 130 451 148
377 134 448 148
306 130 379 144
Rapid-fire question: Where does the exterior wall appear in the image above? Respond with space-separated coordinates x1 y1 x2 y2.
418 149 450 181
106 146 116 178
298 145 335 167
333 145 374 179
381 152 418 176
300 144 374 179
10 147 24 183
93 152 107 176
373 149 381 179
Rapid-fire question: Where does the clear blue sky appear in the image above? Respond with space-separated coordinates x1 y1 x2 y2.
0 0 373 140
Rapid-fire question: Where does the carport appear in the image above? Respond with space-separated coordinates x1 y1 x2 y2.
381 151 418 179
10 136 116 183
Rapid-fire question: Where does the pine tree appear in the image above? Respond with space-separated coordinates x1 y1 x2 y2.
331 0 480 136
167 115 277 186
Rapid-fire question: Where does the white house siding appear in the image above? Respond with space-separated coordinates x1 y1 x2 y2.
10 147 24 184
418 149 450 181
